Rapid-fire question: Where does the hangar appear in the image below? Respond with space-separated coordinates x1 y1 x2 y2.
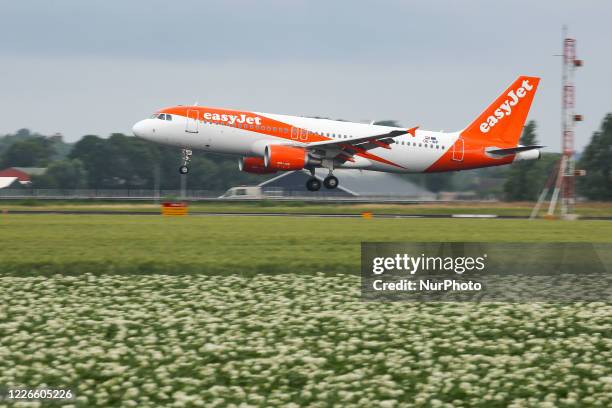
0 177 27 190
259 169 436 199
0 167 47 184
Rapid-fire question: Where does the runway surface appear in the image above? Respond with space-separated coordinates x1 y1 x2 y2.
4 210 612 220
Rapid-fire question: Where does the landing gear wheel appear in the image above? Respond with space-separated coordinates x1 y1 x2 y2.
323 175 339 189
306 178 321 191
179 149 192 174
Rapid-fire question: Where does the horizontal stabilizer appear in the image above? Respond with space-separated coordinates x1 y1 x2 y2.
487 145 543 156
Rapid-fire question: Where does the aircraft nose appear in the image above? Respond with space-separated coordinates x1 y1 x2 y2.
132 120 148 138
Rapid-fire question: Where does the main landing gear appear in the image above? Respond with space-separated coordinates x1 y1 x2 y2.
305 170 339 191
323 175 339 189
306 177 321 191
179 149 192 174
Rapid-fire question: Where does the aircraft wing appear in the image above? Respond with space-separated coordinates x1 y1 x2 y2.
303 127 418 161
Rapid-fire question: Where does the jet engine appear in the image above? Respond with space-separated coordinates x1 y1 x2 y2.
239 157 277 174
264 145 309 170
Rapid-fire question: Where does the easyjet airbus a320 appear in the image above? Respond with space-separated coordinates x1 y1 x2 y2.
132 76 541 191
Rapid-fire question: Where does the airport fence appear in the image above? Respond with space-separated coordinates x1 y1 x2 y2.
0 189 224 200
0 188 443 203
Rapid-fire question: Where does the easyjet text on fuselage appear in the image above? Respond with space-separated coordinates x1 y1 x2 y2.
202 112 263 126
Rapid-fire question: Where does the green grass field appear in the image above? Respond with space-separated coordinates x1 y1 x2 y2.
1 215 611 407
2 215 612 275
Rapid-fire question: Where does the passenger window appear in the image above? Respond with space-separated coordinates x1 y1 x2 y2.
166 114 172 121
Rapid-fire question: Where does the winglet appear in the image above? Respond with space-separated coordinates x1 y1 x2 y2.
408 126 419 137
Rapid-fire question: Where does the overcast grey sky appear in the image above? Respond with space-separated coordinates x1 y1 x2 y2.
1 0 610 152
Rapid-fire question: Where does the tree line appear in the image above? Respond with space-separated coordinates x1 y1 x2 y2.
0 114 610 199
0 131 262 191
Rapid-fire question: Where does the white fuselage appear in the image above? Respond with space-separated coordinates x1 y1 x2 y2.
134 75 544 177
136 111 460 173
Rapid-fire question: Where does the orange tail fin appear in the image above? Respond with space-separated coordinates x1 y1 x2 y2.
462 76 540 146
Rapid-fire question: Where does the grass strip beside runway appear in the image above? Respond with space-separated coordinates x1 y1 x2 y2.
1 215 611 276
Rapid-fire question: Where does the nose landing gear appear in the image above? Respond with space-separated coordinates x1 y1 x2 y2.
179 149 192 174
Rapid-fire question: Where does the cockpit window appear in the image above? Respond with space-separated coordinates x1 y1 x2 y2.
150 113 172 120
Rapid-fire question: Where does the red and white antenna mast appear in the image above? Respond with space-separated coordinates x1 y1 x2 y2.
532 26 583 219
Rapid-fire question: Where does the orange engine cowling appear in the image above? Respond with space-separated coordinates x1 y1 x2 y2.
239 157 277 174
264 145 307 171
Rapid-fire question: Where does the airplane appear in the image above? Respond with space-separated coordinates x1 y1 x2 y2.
132 75 542 191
